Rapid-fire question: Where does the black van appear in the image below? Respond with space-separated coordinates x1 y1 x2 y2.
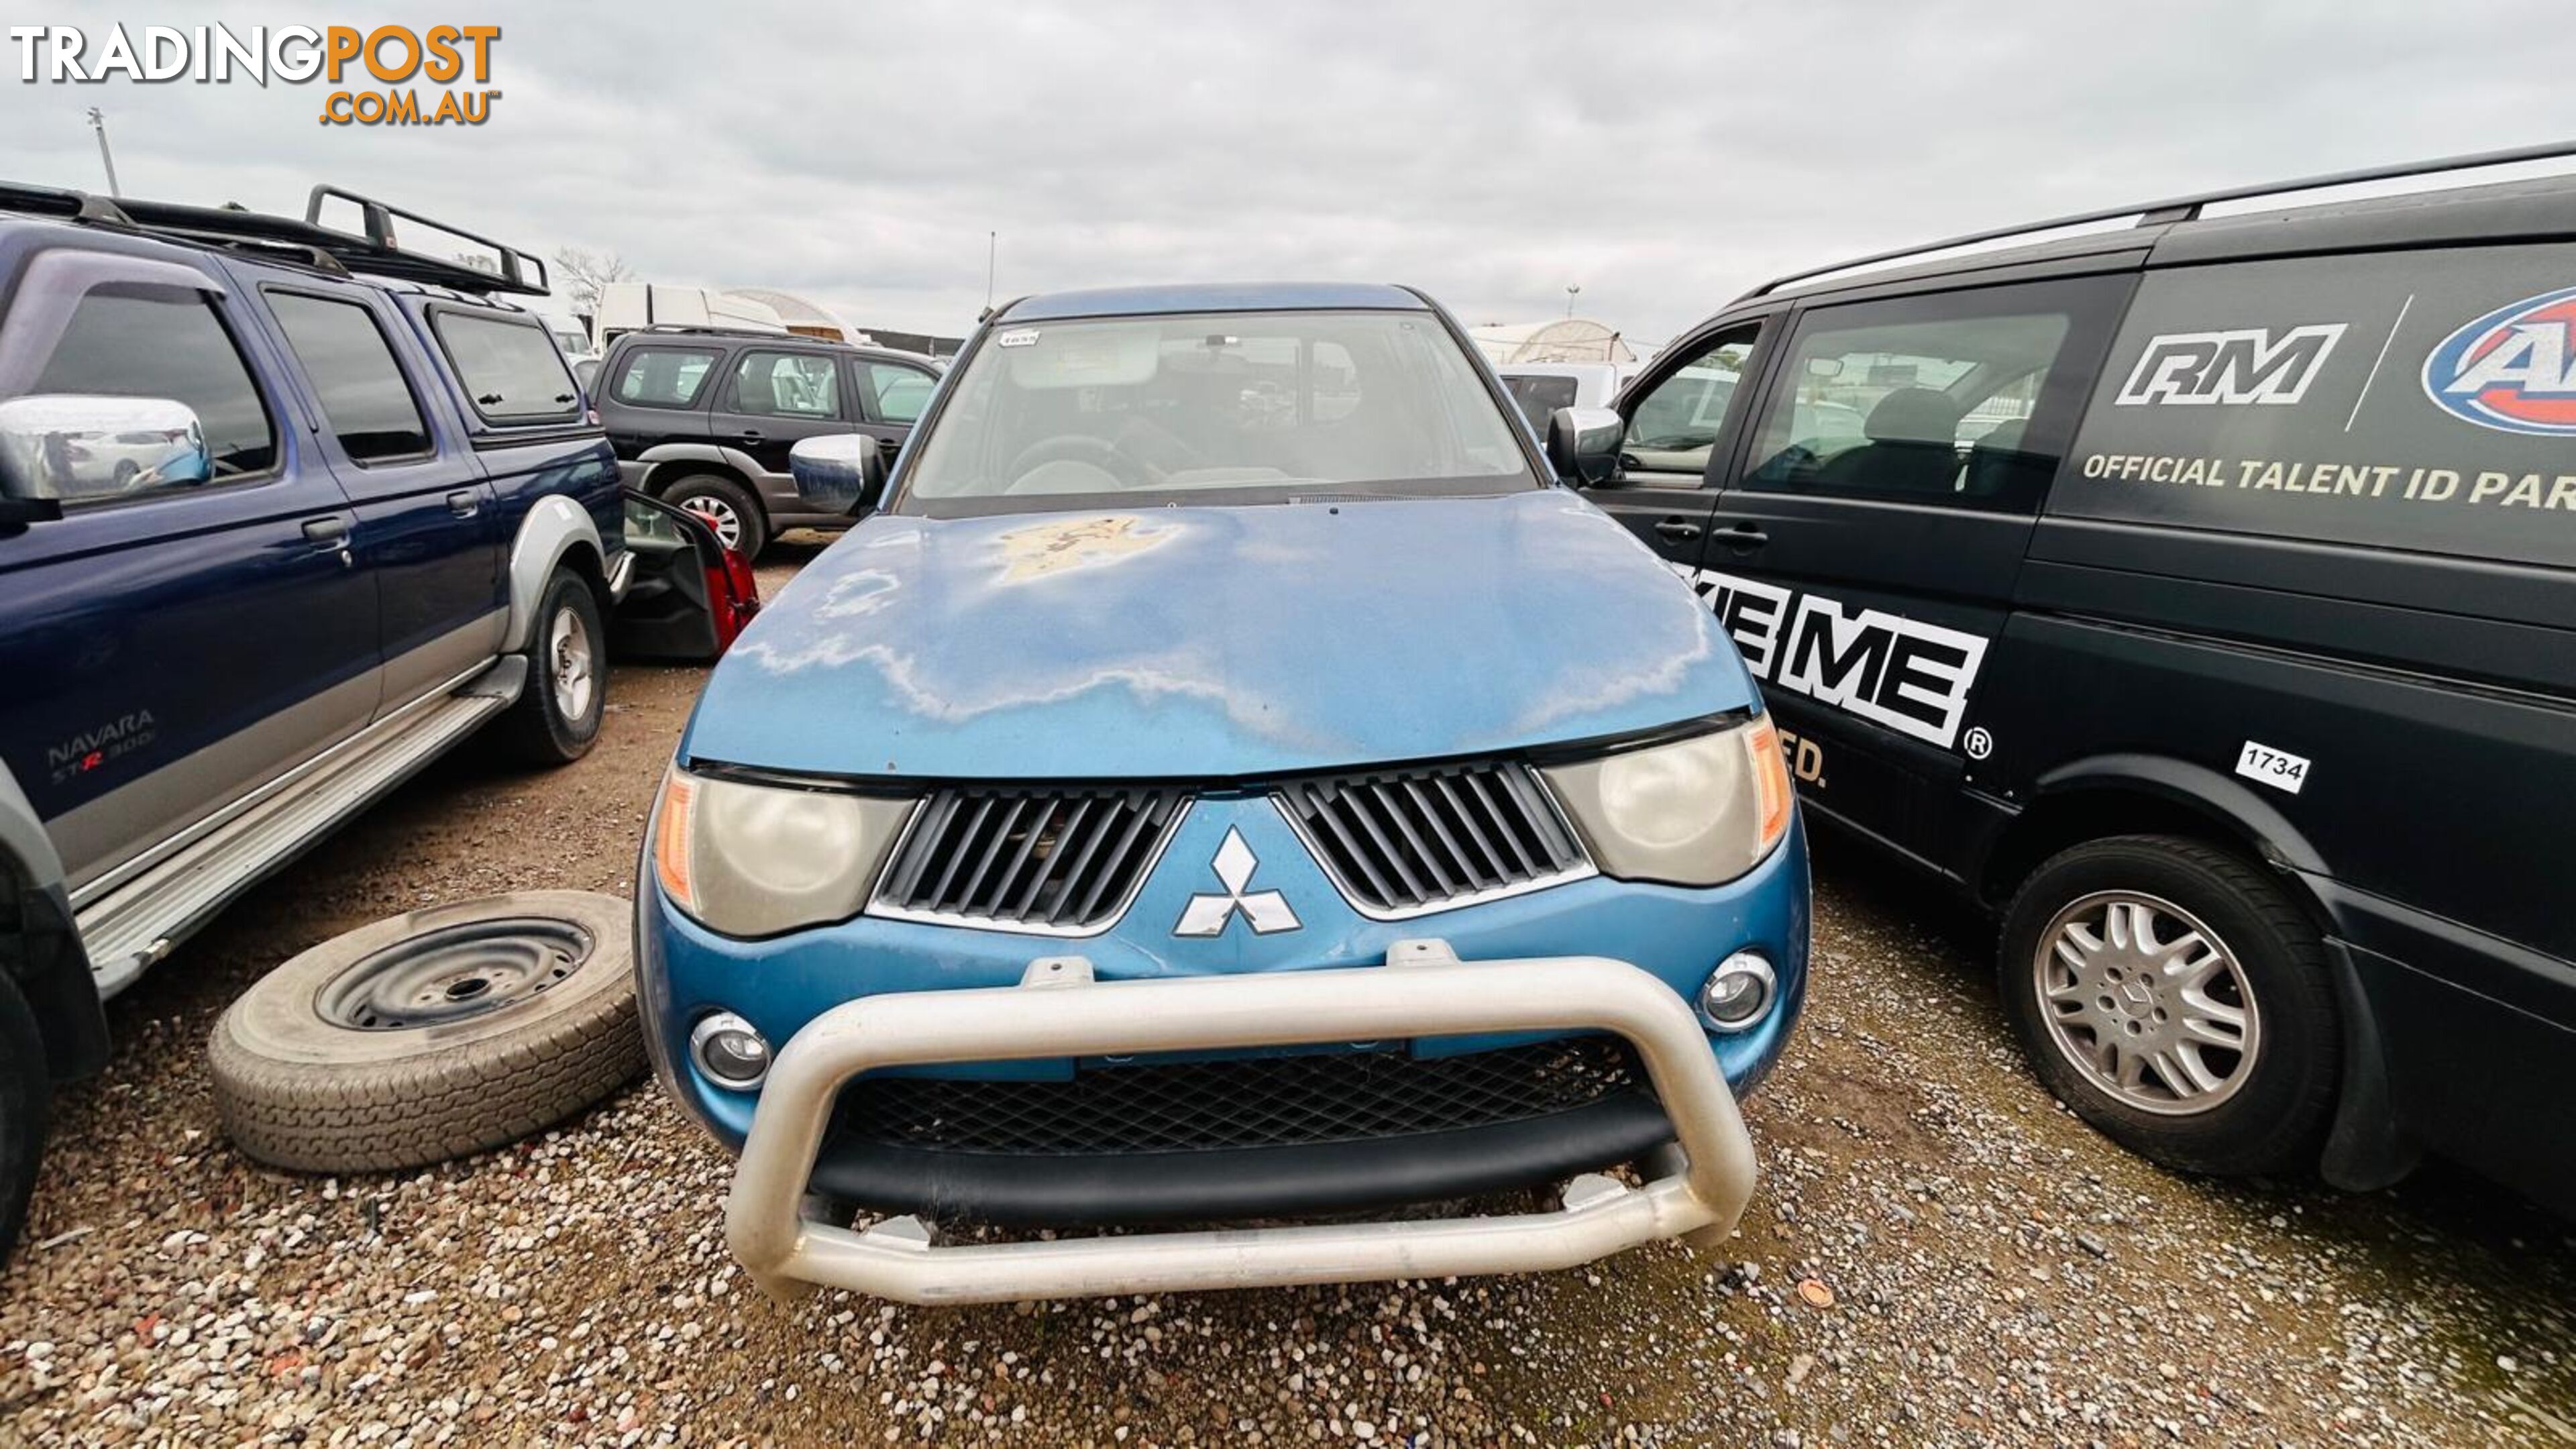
1579 147 2575 1213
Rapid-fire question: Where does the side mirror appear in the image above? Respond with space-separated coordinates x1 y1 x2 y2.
1544 405 1623 487
788 433 890 517
0 394 211 523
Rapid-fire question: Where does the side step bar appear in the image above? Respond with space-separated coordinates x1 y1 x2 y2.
77 676 517 996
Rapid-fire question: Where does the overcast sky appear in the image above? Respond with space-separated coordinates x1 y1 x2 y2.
11 3 2572 344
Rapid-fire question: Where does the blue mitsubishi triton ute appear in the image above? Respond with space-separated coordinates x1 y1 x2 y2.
635 282 1810 1303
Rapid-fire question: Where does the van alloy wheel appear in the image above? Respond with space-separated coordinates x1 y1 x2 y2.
2032 890 2260 1116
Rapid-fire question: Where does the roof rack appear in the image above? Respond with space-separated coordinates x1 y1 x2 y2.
1746 139 2576 299
0 179 549 297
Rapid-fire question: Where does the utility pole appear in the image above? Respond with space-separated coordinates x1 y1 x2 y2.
985 231 998 312
87 107 121 197
1564 284 1580 318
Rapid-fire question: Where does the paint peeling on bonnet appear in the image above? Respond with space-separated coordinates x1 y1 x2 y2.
688 489 1757 780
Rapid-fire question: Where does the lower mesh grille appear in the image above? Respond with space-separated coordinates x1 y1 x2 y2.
837 1036 1645 1155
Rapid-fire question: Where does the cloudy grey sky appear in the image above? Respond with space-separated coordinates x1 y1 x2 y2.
11 3 2572 344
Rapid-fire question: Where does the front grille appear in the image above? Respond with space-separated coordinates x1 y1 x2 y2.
838 1036 1643 1155
875 786 1187 932
1276 761 1589 916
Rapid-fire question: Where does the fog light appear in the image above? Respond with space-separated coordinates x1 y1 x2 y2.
690 1010 771 1089
1699 951 1776 1031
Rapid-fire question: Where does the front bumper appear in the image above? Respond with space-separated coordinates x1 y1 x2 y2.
726 941 1758 1305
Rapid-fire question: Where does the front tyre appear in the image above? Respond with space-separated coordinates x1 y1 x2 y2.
500 568 607 766
0 968 51 1268
1998 835 2339 1177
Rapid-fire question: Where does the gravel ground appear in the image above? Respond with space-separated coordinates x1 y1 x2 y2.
4 539 2572 1448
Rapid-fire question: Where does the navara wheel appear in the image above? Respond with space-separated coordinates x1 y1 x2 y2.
498 568 606 766
661 474 767 560
208 891 643 1173
1998 835 2339 1177
0 969 49 1268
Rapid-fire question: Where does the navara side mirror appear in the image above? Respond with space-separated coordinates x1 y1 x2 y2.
0 394 211 526
1544 405 1624 487
789 432 890 517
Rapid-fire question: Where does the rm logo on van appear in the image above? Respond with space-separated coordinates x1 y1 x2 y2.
1682 569 1988 751
2115 324 2347 407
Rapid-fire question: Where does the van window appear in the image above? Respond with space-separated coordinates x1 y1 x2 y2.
1621 328 1758 480
730 351 843 419
2053 247 2576 570
32 286 276 491
267 292 433 462
1741 281 2115 510
613 347 719 409
434 312 582 423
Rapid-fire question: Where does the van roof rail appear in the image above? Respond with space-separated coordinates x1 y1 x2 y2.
0 178 547 297
1744 139 2576 300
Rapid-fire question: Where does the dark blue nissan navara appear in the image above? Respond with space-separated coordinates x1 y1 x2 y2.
0 184 730 1263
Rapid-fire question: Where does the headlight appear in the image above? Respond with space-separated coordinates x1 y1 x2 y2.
651 767 914 937
1540 716 1793 886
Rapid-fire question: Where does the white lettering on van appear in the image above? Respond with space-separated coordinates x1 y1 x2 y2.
1685 569 1989 751
2116 324 2348 407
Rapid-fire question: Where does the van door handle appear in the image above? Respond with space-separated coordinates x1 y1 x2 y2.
1715 522 1769 550
1653 517 1702 542
737 429 765 442
301 516 348 545
445 490 480 519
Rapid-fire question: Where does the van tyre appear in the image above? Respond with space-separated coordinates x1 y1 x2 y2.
661 474 767 560
1998 835 2339 1178
208 892 643 1174
0 969 49 1267
500 569 606 766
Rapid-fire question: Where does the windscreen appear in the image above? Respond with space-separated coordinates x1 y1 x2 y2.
900 310 1534 512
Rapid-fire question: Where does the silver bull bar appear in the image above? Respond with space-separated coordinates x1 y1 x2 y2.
724 941 1759 1305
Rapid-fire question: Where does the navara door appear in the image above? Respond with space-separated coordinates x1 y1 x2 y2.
1699 273 2133 867
0 246 378 888
258 280 502 712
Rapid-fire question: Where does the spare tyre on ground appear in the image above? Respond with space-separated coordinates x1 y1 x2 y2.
210 890 643 1174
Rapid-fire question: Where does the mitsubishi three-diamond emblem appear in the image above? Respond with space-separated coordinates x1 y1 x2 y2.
1173 827 1301 936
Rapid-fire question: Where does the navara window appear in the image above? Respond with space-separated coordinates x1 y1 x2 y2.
900 311 1532 512
33 286 276 488
433 311 582 423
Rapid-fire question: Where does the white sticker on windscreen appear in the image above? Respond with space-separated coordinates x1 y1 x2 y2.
996 329 1040 348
